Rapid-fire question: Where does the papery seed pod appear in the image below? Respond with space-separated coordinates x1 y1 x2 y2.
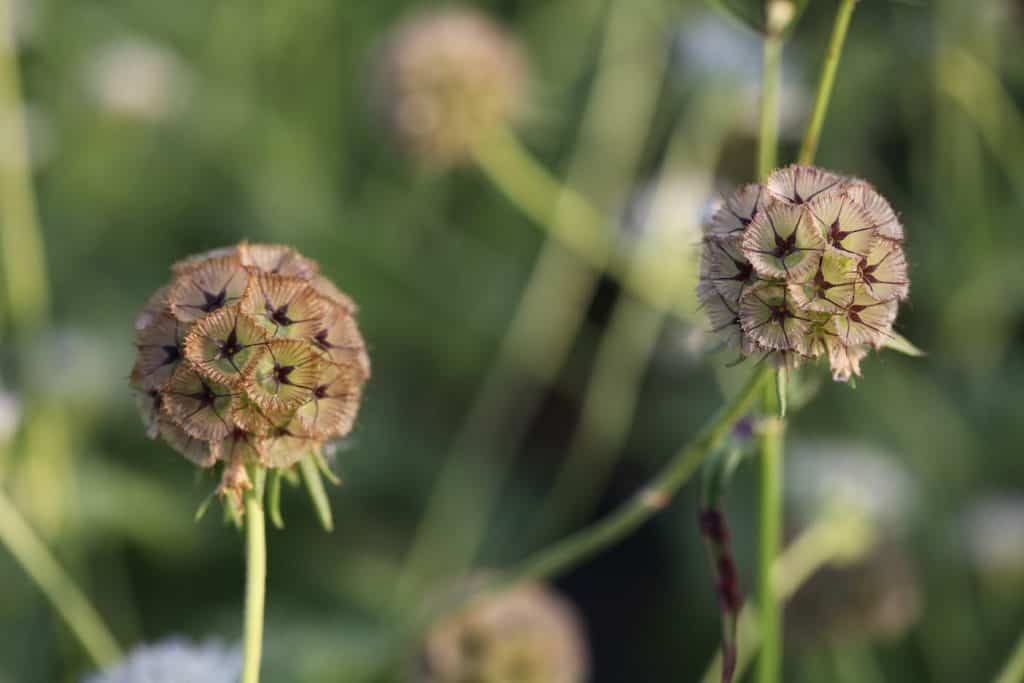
374 7 528 167
697 165 910 381
131 243 370 510
417 577 589 683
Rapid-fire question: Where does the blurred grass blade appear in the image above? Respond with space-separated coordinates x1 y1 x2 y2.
885 333 925 357
0 489 121 666
704 0 761 32
267 469 284 530
300 454 334 532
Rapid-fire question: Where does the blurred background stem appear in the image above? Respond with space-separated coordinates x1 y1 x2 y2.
242 472 267 683
391 0 669 606
701 505 877 683
0 0 50 332
798 0 858 166
995 632 1024 683
0 489 120 667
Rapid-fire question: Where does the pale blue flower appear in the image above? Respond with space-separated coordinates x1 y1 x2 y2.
82 638 241 683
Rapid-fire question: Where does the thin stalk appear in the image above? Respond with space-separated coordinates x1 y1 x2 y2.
241 473 267 683
700 507 877 683
0 0 51 331
0 490 121 666
758 34 784 181
756 383 785 683
995 632 1024 683
797 0 859 165
511 365 772 583
756 13 789 681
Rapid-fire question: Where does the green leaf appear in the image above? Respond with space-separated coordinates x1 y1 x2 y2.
193 487 217 522
268 469 285 530
884 333 926 357
314 452 342 487
300 454 334 532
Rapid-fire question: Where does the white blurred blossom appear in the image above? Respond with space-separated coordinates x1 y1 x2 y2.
85 38 191 121
0 389 19 445
788 441 919 534
82 638 240 683
672 13 808 137
962 496 1024 584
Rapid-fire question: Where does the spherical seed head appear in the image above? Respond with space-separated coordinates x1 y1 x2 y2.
697 166 910 381
132 242 370 506
420 578 590 683
374 8 528 166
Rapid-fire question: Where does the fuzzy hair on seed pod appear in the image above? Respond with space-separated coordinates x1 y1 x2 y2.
373 7 528 167
697 165 909 381
130 242 370 508
417 577 590 683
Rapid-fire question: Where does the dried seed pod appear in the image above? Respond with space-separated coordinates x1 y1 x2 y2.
131 243 370 509
698 165 909 381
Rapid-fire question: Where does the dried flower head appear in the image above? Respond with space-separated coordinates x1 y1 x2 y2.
698 165 909 381
418 579 589 683
82 638 241 683
131 243 369 506
375 7 528 166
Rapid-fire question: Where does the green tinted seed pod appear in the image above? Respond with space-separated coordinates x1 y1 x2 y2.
131 243 370 507
697 165 909 381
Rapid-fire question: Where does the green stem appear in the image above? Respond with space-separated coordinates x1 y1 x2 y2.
0 489 121 666
241 474 267 683
797 0 859 165
995 632 1024 683
0 0 51 331
756 381 785 683
511 365 772 583
758 34 784 181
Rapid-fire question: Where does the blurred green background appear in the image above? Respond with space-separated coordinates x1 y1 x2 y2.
1 0 1023 681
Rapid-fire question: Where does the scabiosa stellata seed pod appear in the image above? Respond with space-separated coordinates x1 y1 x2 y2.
417 578 589 683
374 7 528 167
130 242 370 509
697 165 909 381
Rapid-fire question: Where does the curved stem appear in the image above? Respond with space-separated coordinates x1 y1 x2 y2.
798 0 859 165
510 365 772 583
0 490 121 666
241 474 267 683
995 632 1024 683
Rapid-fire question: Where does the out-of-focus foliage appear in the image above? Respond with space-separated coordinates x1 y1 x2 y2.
1 0 1023 681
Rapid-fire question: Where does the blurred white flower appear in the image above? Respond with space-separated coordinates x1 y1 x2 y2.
0 389 20 445
788 441 919 534
85 38 191 121
621 171 708 246
961 495 1024 584
82 638 240 683
672 13 808 137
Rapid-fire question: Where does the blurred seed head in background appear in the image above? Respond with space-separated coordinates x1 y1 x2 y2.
373 6 528 167
960 495 1024 591
417 579 589 683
